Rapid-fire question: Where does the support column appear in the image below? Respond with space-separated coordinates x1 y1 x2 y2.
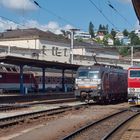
62 69 65 92
42 67 46 93
19 65 24 94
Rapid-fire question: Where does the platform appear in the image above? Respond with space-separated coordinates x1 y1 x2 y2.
0 92 74 104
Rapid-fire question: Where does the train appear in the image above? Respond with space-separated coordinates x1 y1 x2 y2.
74 63 128 103
0 64 74 93
128 66 140 105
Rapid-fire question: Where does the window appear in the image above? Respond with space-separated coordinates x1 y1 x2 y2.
64 48 68 56
130 70 140 78
52 47 55 56
88 71 99 79
78 71 88 78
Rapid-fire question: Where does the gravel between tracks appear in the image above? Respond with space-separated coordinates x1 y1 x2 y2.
0 103 129 140
120 115 140 140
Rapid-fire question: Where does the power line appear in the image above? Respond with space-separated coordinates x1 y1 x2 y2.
0 15 44 38
88 0 118 30
107 1 133 28
0 15 23 27
33 0 79 29
0 1 80 32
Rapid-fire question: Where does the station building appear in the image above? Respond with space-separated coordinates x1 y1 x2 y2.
0 28 122 66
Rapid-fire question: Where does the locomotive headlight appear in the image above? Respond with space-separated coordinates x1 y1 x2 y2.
75 84 78 90
129 88 135 92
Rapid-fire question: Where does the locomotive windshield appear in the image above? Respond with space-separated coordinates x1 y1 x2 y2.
88 71 99 79
78 70 99 79
130 70 140 77
78 71 88 78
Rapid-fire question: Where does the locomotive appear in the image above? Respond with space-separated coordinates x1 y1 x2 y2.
128 66 140 105
74 63 127 103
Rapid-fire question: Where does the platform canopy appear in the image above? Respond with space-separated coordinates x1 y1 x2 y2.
132 0 140 22
0 55 80 70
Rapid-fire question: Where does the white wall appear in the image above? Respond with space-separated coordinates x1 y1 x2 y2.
0 39 39 49
73 48 85 55
39 40 70 63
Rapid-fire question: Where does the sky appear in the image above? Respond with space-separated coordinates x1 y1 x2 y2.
0 0 139 34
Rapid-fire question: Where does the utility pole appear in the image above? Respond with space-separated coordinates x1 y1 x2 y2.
70 28 80 64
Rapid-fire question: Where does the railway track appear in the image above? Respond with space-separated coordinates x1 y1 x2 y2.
62 109 140 140
0 103 86 129
0 93 75 104
0 98 77 112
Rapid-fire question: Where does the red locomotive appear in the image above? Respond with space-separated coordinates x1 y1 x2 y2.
128 66 140 105
75 64 127 103
0 64 74 93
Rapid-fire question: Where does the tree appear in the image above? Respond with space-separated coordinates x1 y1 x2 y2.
103 34 112 45
98 24 109 35
61 30 70 39
105 24 109 35
98 24 102 33
129 31 140 45
110 28 116 39
114 39 122 46
123 29 129 36
118 47 129 56
89 21 95 38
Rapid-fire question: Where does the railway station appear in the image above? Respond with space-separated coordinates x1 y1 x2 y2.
0 0 140 140
0 55 80 103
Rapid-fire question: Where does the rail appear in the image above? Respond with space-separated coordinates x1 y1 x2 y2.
62 109 137 140
0 103 86 129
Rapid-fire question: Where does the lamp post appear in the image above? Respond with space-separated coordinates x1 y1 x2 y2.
70 28 80 64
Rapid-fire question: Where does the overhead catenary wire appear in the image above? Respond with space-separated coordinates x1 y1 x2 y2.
33 0 80 30
107 1 133 28
88 0 118 31
0 15 48 39
0 15 23 27
0 0 81 33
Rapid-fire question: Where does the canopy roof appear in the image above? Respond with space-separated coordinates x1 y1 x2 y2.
132 0 140 22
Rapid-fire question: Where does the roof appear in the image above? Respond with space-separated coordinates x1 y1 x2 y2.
0 55 80 70
0 28 101 47
128 66 140 69
0 28 71 44
132 0 140 22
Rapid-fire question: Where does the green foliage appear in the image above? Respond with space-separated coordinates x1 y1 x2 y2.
98 24 109 35
129 31 140 45
103 34 112 45
118 47 129 56
110 28 116 39
89 21 95 38
123 29 129 36
114 39 122 46
76 38 83 42
95 38 103 44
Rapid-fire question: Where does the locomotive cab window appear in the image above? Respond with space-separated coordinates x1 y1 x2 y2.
78 70 99 79
78 71 88 78
88 71 99 79
130 70 140 78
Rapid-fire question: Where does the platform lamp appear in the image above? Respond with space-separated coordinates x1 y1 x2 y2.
69 28 80 64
